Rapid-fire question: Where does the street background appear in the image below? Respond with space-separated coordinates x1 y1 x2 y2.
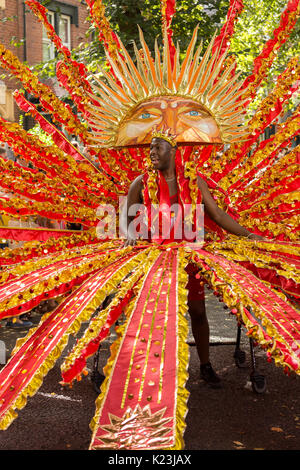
0 289 299 451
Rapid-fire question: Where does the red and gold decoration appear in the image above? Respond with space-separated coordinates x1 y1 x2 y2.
0 0 299 452
90 248 189 450
86 24 251 148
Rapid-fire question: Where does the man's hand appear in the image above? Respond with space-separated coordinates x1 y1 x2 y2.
123 236 137 247
247 233 266 241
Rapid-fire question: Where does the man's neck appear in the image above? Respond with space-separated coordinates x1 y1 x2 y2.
161 168 176 181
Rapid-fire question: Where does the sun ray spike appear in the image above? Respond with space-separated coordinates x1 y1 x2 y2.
162 24 174 90
187 31 218 95
155 38 163 85
138 26 160 89
175 24 199 89
104 51 138 100
115 32 150 94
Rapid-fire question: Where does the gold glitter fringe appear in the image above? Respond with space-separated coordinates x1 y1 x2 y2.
188 248 300 376
60 247 156 381
89 263 155 444
0 249 151 430
89 247 190 450
0 242 124 317
165 247 190 450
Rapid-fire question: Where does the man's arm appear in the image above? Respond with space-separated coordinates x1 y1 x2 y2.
197 176 264 240
120 175 144 246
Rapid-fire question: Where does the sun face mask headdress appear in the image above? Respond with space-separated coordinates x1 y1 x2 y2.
86 26 250 148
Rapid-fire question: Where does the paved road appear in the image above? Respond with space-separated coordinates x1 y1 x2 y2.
0 290 299 451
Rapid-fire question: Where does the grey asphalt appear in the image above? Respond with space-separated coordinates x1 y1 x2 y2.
0 289 299 451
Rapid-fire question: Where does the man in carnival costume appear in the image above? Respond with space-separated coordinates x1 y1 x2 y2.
121 129 264 388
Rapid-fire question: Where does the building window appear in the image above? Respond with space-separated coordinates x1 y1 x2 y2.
42 11 72 62
42 11 55 61
0 80 6 105
59 14 71 50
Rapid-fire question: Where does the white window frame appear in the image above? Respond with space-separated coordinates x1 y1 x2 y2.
59 14 71 50
42 11 55 61
42 12 72 62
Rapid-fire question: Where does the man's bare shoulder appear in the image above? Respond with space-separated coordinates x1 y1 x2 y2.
127 174 144 203
197 175 209 191
130 174 144 187
128 174 144 193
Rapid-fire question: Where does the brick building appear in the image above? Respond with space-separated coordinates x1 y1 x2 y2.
0 0 90 126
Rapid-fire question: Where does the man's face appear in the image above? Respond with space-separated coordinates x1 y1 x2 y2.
115 96 222 146
150 138 174 171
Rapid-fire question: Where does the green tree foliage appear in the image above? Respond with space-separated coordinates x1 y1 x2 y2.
229 0 299 112
230 0 299 77
88 0 230 56
79 1 299 86
32 1 299 110
74 1 232 73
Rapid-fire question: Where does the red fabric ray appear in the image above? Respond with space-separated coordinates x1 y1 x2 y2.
90 248 186 450
0 227 77 242
212 0 244 55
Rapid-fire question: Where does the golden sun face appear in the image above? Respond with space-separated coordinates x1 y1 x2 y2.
87 27 250 149
115 96 222 147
